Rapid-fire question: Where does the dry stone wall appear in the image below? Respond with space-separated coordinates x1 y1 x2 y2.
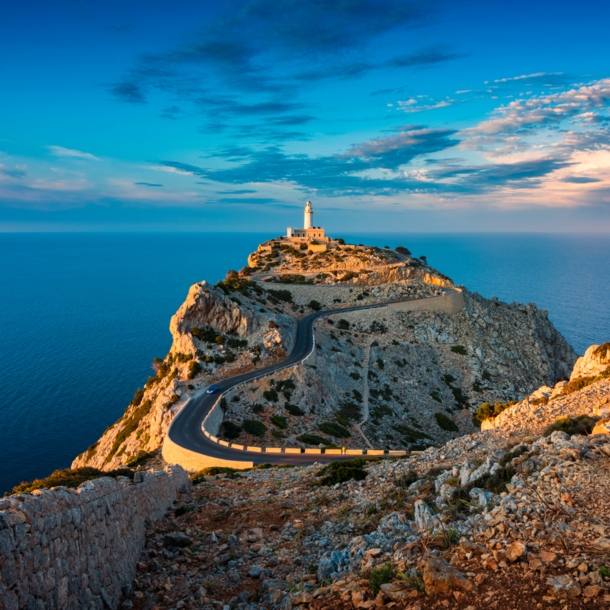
0 466 190 610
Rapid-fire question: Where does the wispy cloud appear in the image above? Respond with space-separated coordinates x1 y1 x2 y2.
48 146 100 160
492 72 563 84
398 99 453 113
134 182 164 187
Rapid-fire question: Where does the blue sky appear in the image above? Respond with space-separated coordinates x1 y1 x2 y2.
1 0 610 232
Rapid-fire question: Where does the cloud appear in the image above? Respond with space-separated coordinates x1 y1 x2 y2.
560 175 601 183
398 99 453 113
160 106 183 120
107 0 461 141
215 189 258 194
134 182 164 187
48 146 99 160
0 165 26 179
463 78 610 137
492 72 563 84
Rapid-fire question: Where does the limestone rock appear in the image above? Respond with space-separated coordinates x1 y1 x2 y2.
420 555 474 596
505 541 527 563
570 343 610 381
546 574 582 598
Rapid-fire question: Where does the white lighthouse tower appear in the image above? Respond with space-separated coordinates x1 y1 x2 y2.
304 200 313 229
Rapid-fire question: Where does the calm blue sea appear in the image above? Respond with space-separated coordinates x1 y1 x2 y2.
1 233 609 493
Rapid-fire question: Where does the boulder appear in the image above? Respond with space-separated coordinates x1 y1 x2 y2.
570 343 610 381
419 555 474 596
163 532 193 548
546 574 582 598
413 500 438 533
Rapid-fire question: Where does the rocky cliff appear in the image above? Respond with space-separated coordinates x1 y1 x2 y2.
73 240 576 470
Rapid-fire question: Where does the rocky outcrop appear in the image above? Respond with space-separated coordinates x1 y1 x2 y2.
571 343 610 381
72 280 296 471
0 465 189 610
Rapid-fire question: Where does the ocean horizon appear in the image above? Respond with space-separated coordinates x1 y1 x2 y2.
1 231 609 494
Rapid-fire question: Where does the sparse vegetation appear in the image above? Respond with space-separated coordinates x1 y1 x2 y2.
242 420 267 436
316 459 368 486
319 422 351 438
475 400 517 423
271 415 288 429
434 412 459 432
337 319 350 330
10 467 134 496
451 345 467 355
285 403 304 416
543 415 599 437
297 433 332 446
221 421 242 439
369 563 396 594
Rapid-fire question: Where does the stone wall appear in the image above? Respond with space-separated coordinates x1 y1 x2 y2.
0 466 190 610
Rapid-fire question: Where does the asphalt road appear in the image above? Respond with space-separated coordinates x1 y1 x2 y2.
166 294 442 466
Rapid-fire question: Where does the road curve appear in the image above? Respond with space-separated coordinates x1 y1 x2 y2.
166 290 458 467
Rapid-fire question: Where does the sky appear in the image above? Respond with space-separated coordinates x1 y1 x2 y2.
1 0 610 232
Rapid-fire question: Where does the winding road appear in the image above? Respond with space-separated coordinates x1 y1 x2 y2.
164 288 462 468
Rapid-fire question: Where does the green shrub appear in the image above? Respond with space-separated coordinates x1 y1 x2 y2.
559 367 610 398
297 433 332 446
349 371 361 380
10 467 134 495
285 403 304 416
370 321 388 334
543 415 599 437
227 337 248 348
316 459 368 486
271 415 288 429
475 400 517 423
214 355 226 365
468 466 516 495
319 422 351 438
187 360 202 379
482 370 492 381
337 319 350 330
369 563 396 594
263 388 279 402
252 403 265 414
430 391 442 403
434 412 459 432
242 419 267 436
131 387 144 406
222 421 242 439
336 401 361 426
376 358 385 370
271 430 286 439
451 345 467 355
392 424 432 444
267 289 293 303
191 466 239 484
191 327 219 342
309 300 321 311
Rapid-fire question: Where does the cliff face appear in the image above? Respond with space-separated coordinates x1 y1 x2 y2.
72 279 296 471
218 289 576 450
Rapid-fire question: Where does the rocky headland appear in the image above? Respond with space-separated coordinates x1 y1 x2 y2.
72 240 575 470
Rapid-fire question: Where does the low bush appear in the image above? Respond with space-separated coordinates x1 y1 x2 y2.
263 388 279 402
309 299 321 311
559 366 610 398
222 421 242 439
349 371 361 380
227 337 248 348
319 422 351 438
337 319 350 330
187 360 202 379
434 412 459 432
271 415 288 429
543 415 599 437
316 458 368 487
285 403 304 416
430 391 442 403
475 400 517 423
369 563 396 594
451 345 467 355
10 467 134 495
251 403 265 414
499 444 528 467
468 465 516 495
297 433 332 446
131 387 144 406
267 289 293 303
242 419 267 436
336 401 361 426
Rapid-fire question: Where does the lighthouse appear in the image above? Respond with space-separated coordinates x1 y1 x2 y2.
304 200 313 229
287 200 328 245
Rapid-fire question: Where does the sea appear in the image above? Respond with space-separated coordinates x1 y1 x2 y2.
1 232 609 494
